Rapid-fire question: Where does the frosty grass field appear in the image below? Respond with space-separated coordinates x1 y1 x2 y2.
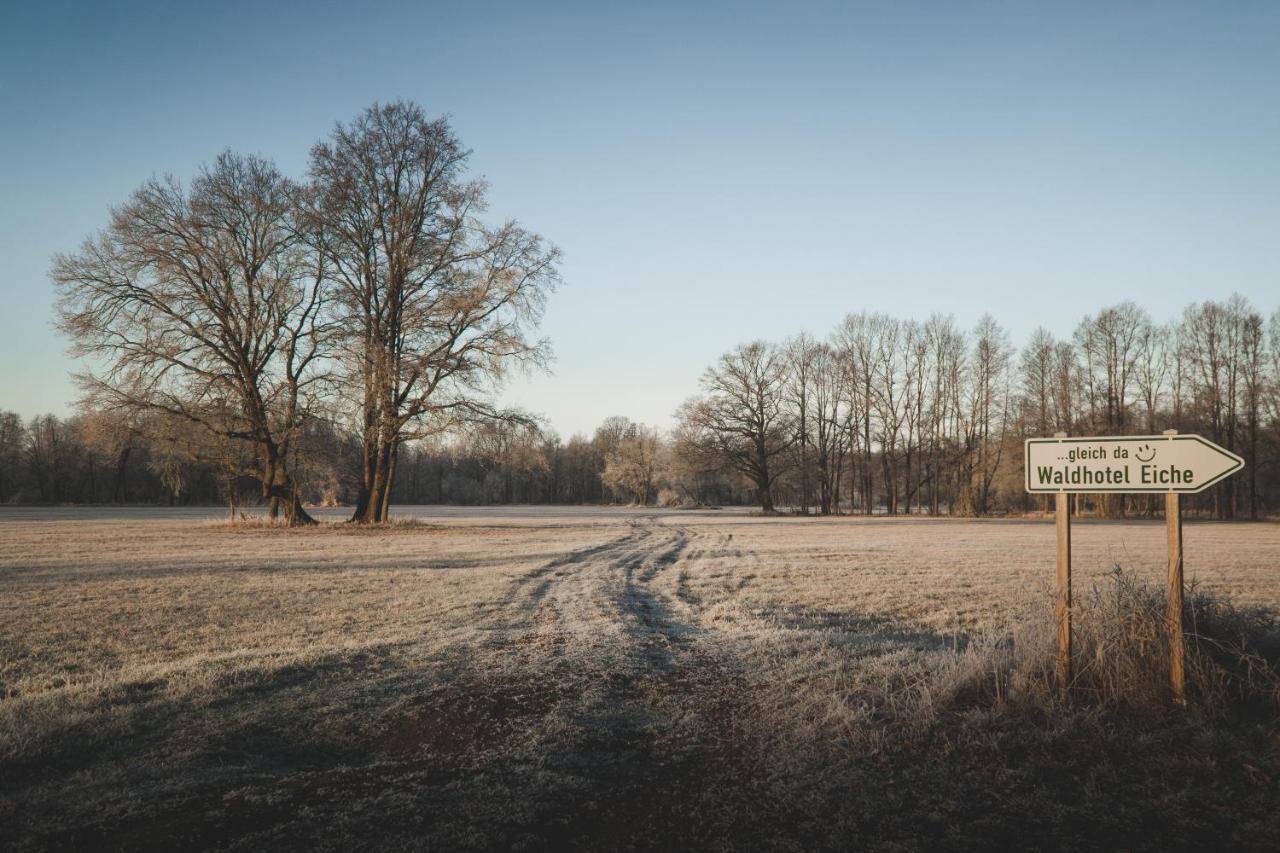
2 507 1278 851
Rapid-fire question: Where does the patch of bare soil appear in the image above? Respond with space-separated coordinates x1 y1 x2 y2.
375 678 565 760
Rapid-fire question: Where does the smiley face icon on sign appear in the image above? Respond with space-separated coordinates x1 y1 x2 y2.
1135 443 1157 462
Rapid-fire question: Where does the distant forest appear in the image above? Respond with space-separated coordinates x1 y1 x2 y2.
6 295 1278 519
16 99 1279 521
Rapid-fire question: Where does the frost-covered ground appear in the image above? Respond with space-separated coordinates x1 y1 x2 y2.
2 508 1278 851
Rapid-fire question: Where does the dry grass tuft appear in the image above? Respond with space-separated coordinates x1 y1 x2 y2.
203 514 301 529
206 514 431 533
934 566 1280 716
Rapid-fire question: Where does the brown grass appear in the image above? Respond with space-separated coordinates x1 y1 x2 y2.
933 567 1280 715
1 509 1278 851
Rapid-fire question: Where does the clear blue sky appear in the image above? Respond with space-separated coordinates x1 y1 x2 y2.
2 1 1277 438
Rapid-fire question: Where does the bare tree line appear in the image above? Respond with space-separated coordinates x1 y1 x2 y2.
15 296 1278 518
8 292 1279 518
0 409 732 509
677 298 1280 518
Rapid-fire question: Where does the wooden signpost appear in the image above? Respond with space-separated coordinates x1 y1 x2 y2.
1025 431 1244 702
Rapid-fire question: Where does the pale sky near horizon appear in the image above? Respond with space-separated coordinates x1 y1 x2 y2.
2 1 1277 438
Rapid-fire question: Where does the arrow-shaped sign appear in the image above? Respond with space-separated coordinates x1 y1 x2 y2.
1025 434 1243 494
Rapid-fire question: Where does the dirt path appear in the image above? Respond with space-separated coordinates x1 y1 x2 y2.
377 517 776 848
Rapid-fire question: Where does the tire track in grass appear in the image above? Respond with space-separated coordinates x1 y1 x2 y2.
376 517 776 848
503 517 769 847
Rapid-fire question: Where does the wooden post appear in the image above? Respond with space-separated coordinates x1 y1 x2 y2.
1165 431 1186 703
1054 432 1071 695
1056 490 1072 694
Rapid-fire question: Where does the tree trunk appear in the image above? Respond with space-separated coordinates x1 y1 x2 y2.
379 442 399 521
365 453 389 523
903 447 912 515
758 481 775 513
112 445 131 503
263 450 279 519
799 406 809 515
355 435 396 523
262 443 315 525
351 435 377 522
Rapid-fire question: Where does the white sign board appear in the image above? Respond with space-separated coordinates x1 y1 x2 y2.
1025 434 1243 494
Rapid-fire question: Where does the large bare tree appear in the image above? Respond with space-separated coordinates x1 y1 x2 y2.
961 315 1011 516
677 341 794 512
922 314 965 515
872 317 906 514
307 101 560 522
1020 327 1058 437
1075 302 1147 435
53 152 330 523
602 423 663 505
835 312 891 514
807 341 848 515
785 333 820 514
